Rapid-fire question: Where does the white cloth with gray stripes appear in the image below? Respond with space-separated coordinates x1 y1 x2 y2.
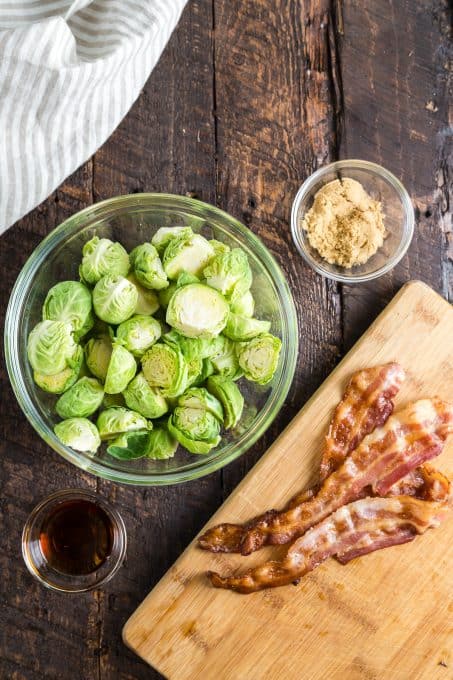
0 0 187 231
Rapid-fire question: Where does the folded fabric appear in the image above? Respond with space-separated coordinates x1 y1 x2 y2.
0 0 187 232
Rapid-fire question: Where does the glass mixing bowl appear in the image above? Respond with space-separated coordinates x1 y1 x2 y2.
5 194 298 485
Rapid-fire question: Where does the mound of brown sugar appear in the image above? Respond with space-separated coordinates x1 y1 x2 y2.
302 178 385 268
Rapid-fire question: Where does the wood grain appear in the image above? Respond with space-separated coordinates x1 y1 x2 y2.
124 282 453 680
0 1 450 678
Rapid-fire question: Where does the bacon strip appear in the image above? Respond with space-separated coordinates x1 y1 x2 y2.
319 362 405 481
198 363 405 553
208 496 450 593
208 399 453 556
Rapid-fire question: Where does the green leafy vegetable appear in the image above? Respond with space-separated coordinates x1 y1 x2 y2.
178 387 224 422
163 233 215 279
96 406 150 440
117 315 161 357
207 375 244 429
144 426 178 460
168 406 221 454
27 320 78 376
127 273 160 315
123 372 168 419
236 333 282 385
223 313 271 341
54 417 101 453
56 377 104 419
42 281 93 341
92 275 138 325
85 334 113 382
203 247 252 299
79 236 129 285
142 342 188 398
33 345 83 394
130 243 169 290
107 430 152 459
151 226 194 255
104 343 137 394
166 283 229 338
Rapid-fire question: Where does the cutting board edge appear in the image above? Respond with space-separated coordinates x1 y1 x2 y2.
122 280 451 670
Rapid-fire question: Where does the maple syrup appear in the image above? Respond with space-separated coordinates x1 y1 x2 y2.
39 498 114 575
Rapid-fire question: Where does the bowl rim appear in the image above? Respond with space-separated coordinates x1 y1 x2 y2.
5 193 298 486
291 159 415 283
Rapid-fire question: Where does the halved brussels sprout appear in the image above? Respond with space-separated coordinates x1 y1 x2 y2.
55 377 104 419
33 345 83 394
178 387 223 422
203 248 252 298
42 281 93 341
237 333 282 385
230 290 255 318
209 240 231 256
96 406 150 440
163 234 215 279
104 343 136 394
79 236 130 285
85 334 113 382
168 407 221 454
123 372 168 418
54 418 101 453
206 375 244 429
27 320 78 376
126 273 160 316
142 343 188 398
116 315 161 357
209 335 242 379
144 426 178 460
151 226 194 255
107 430 152 460
163 330 222 361
93 275 138 325
166 283 229 338
130 243 169 290
223 313 271 341
163 331 213 386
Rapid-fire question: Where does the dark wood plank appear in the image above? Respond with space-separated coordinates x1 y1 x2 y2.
339 0 452 349
91 3 219 679
214 0 343 496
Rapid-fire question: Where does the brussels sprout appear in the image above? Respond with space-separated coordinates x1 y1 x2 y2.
158 281 177 308
168 407 221 454
126 273 160 316
144 426 178 460
92 275 138 325
123 372 168 418
178 387 223 422
207 375 244 429
117 315 161 357
151 226 194 255
209 335 242 379
107 430 152 460
163 234 215 279
166 283 229 339
209 240 231 256
104 343 136 394
54 418 101 453
230 290 255 318
223 313 271 341
27 320 78 376
96 406 150 440
163 331 215 386
237 333 282 385
85 334 113 381
79 236 129 285
203 248 252 299
42 281 93 341
33 345 84 394
142 343 188 398
130 243 169 290
192 358 215 386
55 377 104 419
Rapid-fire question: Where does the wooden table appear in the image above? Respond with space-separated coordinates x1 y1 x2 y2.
0 2 450 678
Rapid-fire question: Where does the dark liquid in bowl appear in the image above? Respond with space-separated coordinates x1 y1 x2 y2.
39 499 114 575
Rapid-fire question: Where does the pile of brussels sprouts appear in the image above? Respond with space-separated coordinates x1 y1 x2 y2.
26 227 282 461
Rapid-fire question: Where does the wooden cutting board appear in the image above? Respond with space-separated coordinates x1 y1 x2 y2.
123 281 453 680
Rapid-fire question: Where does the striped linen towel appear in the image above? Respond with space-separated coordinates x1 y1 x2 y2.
0 0 187 232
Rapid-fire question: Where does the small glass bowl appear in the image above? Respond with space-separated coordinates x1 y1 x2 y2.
22 489 127 592
291 160 414 283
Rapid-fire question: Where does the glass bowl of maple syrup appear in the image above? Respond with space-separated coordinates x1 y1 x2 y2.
22 489 127 592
